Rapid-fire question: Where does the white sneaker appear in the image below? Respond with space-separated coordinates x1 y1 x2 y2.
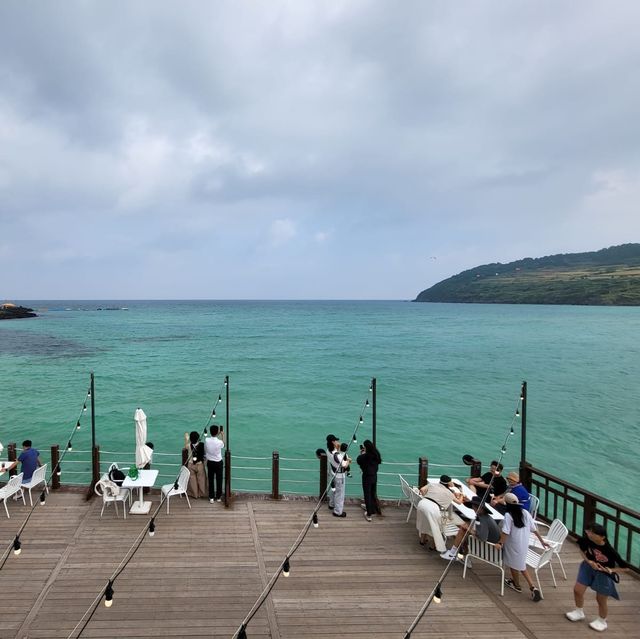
565 609 585 622
589 618 608 632
440 549 456 560
363 511 372 522
216 498 222 502
361 503 367 510
209 499 214 504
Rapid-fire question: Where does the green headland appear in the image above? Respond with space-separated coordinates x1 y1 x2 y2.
414 243 640 305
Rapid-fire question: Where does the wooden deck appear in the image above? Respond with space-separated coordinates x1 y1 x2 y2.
0 491 638 639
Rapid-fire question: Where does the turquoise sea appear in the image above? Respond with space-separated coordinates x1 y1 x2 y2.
0 300 638 508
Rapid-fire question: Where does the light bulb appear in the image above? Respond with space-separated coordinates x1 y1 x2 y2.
40 492 46 505
282 558 290 577
56 466 62 476
312 513 319 528
359 416 363 424
67 441 73 451
76 421 81 430
501 446 507 454
509 426 514 435
352 435 357 444
104 582 114 607
515 408 520 417
433 585 442 604
83 404 87 412
365 399 370 407
212 410 216 419
369 385 373 392
218 394 222 402
13 538 21 556
149 521 155 537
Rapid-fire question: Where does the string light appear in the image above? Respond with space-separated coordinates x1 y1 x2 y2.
365 399 370 407
433 585 442 604
282 558 290 577
515 408 520 417
39 492 46 506
510 426 514 435
218 394 222 402
352 435 357 444
312 513 318 528
83 404 87 412
56 465 62 477
148 520 155 537
76 420 81 430
67 441 73 451
12 537 21 556
359 415 363 424
104 581 114 608
212 410 216 419
501 446 507 454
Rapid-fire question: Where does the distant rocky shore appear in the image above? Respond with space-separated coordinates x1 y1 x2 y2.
0 303 37 320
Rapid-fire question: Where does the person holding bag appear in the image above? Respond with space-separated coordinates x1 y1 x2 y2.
185 431 206 499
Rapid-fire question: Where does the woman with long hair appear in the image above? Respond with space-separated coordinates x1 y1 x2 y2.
495 493 548 600
356 439 382 522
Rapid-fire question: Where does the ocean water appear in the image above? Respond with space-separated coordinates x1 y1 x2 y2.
0 300 638 509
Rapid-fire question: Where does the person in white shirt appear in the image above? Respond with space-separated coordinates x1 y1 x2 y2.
204 425 225 503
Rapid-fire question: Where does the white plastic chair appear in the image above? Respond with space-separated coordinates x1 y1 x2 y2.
463 536 505 595
528 494 540 519
95 475 130 519
525 545 556 598
0 473 25 518
530 518 569 579
399 475 419 522
161 466 191 514
22 464 49 506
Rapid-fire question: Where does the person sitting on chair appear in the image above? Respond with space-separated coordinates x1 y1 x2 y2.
467 460 507 501
18 440 42 484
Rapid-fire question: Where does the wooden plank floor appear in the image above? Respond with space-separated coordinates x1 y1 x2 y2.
0 491 638 639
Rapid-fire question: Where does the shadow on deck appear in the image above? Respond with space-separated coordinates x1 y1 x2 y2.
0 492 638 638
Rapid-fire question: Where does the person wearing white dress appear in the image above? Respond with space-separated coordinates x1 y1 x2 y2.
495 493 549 601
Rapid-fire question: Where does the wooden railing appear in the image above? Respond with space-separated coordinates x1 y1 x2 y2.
525 463 640 573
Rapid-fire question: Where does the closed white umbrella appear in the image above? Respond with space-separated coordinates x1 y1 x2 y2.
134 408 153 469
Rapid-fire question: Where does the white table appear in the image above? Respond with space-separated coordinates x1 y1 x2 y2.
0 461 17 477
122 469 158 515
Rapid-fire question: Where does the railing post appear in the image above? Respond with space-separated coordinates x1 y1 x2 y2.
8 443 17 477
471 459 482 478
319 453 327 500
224 449 231 508
272 451 280 500
519 460 533 492
584 494 597 529
51 445 60 489
86 445 100 500
418 457 428 489
520 380 527 470
371 377 377 450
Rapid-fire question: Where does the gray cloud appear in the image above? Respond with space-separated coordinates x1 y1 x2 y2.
1 0 639 299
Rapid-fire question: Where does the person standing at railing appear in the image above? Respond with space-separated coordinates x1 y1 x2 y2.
185 431 206 499
565 522 629 633
326 434 349 518
357 440 382 522
204 425 224 504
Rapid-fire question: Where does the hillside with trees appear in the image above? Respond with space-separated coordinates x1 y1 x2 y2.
414 244 640 305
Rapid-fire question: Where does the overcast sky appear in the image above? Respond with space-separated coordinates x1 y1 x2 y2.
1 1 639 300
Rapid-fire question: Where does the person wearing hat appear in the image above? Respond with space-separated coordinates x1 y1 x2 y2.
440 495 501 561
496 492 548 601
492 471 531 513
325 434 349 517
419 475 465 509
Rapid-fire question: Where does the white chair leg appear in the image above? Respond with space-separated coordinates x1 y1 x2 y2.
114 501 118 518
499 567 505 596
185 493 191 509
28 489 33 507
122 500 126 519
406 504 413 523
555 553 567 579
100 501 106 518
549 560 557 587
3 499 9 518
166 496 170 514
535 569 543 599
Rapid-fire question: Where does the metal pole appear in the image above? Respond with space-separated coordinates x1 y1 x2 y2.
225 375 229 451
371 377 377 449
520 381 527 469
90 372 96 463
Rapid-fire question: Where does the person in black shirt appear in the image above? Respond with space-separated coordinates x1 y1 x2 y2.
185 431 206 498
356 440 382 521
467 460 507 501
565 522 629 632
